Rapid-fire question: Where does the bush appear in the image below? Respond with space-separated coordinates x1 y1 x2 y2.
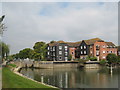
68 54 72 61
100 59 106 65
106 53 117 65
90 56 97 61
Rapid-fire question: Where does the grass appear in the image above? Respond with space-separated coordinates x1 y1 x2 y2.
7 64 16 67
2 66 58 89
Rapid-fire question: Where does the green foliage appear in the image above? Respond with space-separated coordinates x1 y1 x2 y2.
33 42 47 61
50 40 55 44
106 53 118 65
68 54 72 61
100 59 106 65
89 56 97 61
19 48 34 59
8 64 16 67
0 42 10 59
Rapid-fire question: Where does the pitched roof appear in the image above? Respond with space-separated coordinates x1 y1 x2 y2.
105 42 115 46
84 38 104 45
48 40 81 47
48 38 115 47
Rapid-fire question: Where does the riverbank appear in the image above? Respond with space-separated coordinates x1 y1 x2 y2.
2 65 59 89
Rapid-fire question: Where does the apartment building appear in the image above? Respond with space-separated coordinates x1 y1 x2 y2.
77 38 117 60
47 38 117 61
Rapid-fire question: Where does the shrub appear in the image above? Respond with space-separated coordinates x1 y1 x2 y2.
90 56 97 61
106 53 117 65
100 59 106 65
68 54 72 61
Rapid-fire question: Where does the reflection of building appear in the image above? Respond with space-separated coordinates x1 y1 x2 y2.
47 38 117 61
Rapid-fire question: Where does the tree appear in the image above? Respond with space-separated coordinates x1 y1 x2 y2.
0 15 5 35
33 42 47 60
50 40 55 44
68 54 72 61
0 42 10 59
106 53 118 65
19 48 34 59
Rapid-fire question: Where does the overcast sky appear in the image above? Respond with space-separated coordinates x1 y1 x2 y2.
2 2 118 54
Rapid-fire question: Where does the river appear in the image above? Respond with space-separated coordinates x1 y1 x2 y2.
20 66 120 88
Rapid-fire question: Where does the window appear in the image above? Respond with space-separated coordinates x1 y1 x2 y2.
65 46 68 49
59 51 62 55
53 52 55 56
91 51 92 54
119 51 120 55
90 46 92 48
65 46 68 51
48 47 49 50
103 51 105 54
81 51 83 54
53 47 55 51
103 45 106 48
59 57 62 60
72 52 74 55
48 52 49 55
65 52 68 56
65 57 68 61
103 56 105 59
96 51 99 55
84 46 86 49
81 46 83 49
59 46 62 50
84 51 86 54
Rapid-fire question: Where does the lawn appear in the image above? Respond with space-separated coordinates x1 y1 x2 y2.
2 66 58 89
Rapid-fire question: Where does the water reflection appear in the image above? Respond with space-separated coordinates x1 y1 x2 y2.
20 67 119 88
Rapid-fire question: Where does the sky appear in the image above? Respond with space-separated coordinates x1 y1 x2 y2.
1 2 118 54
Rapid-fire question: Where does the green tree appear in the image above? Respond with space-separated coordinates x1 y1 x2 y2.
106 53 118 65
19 48 34 59
33 42 47 60
50 40 55 44
68 54 72 61
0 42 9 59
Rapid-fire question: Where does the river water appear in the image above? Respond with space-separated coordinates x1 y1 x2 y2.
20 67 120 88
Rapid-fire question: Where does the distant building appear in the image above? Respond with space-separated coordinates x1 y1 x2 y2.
47 38 117 61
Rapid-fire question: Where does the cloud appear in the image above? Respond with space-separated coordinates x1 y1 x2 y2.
2 2 118 54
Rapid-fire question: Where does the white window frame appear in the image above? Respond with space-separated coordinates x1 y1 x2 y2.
53 46 55 51
59 46 62 50
84 51 86 54
103 45 106 48
48 47 49 50
81 51 83 54
65 57 68 61
103 56 106 59
59 51 62 55
81 46 83 49
65 46 68 49
59 56 62 60
84 46 86 49
48 52 49 55
65 52 67 56
103 51 105 54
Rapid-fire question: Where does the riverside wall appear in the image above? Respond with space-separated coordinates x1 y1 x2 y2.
11 61 100 69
